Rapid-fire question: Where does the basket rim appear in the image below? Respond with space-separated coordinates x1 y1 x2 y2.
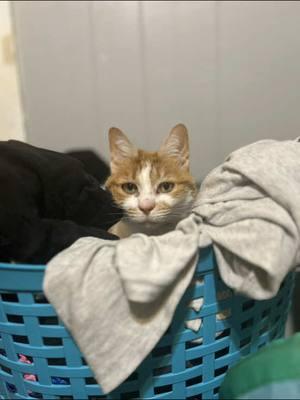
0 262 45 272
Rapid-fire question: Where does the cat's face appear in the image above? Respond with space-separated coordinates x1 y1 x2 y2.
105 124 197 227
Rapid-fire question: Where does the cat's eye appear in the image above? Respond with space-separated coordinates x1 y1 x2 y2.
122 182 138 194
158 182 175 193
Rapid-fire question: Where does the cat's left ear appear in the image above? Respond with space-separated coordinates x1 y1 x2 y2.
159 124 190 170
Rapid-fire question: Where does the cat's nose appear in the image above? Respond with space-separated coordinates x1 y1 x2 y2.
139 199 155 215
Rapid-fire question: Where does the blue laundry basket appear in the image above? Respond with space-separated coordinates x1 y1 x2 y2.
0 246 294 400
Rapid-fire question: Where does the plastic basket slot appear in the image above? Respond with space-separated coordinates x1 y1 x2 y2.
1 293 18 302
216 328 230 340
38 316 59 326
0 349 7 357
187 394 202 400
242 300 255 311
240 336 251 348
120 390 140 399
152 345 171 357
165 325 171 334
85 377 97 385
215 347 229 359
241 318 254 330
52 376 70 385
186 375 202 387
279 279 286 289
214 365 228 377
21 354 33 363
186 357 203 369
193 276 205 286
6 314 24 324
216 308 231 320
5 382 17 394
154 384 172 395
126 371 138 382
153 365 172 376
12 334 29 344
0 365 11 374
33 293 48 304
185 340 201 350
47 358 66 366
42 337 62 346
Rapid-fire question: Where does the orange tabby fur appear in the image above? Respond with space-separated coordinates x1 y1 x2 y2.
106 124 198 238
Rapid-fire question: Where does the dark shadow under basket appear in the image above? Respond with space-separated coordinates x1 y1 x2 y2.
0 246 294 400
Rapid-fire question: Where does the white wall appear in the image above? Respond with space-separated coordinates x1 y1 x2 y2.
12 1 300 180
0 0 25 141
217 1 300 156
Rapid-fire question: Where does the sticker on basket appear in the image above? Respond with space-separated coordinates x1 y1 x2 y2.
188 297 204 312
185 318 202 332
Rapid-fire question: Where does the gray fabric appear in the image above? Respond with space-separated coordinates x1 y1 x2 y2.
43 219 211 394
200 139 300 299
44 138 300 394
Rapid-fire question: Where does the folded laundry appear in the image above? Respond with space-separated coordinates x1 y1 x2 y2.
45 138 300 394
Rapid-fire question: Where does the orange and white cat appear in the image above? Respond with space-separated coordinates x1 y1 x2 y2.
105 124 198 238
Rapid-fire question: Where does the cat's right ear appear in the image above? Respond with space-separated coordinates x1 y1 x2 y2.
108 127 137 172
159 124 190 170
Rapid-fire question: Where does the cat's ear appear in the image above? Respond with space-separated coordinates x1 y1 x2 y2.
108 127 137 172
159 124 190 170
